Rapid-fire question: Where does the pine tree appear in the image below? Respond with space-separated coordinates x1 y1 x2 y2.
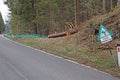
0 12 5 33
5 0 111 35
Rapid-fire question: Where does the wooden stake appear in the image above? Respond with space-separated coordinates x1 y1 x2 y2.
108 44 118 67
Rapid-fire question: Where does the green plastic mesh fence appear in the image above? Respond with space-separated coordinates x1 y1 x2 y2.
4 33 48 38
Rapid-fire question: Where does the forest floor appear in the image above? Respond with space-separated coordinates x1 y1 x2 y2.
13 6 120 77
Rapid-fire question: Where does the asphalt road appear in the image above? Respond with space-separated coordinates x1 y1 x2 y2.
0 35 120 80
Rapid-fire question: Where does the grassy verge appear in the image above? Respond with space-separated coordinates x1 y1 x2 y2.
13 35 120 77
11 6 120 77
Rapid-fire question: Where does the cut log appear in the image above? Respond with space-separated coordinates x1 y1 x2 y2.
48 28 77 38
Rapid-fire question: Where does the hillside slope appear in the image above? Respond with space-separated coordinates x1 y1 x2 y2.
84 6 120 38
14 7 120 77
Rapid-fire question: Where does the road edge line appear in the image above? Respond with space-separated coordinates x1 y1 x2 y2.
2 36 112 76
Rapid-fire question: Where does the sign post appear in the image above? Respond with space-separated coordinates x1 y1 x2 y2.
108 44 117 66
117 44 120 66
98 24 117 66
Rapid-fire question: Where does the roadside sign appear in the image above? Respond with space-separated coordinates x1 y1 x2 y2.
98 24 117 66
117 44 120 66
98 24 113 44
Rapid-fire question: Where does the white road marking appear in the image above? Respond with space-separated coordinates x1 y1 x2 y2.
7 62 28 80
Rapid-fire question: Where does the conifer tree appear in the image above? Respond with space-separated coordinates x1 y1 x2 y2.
0 12 5 33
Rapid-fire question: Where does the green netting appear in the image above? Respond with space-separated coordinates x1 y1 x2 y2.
4 33 48 38
4 33 13 38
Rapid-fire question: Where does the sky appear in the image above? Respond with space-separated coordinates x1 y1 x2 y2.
0 0 10 23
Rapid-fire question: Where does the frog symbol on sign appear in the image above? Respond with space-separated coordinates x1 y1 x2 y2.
98 24 113 44
102 31 107 36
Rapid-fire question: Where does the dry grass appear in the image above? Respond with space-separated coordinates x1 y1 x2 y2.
14 34 120 77
13 6 120 77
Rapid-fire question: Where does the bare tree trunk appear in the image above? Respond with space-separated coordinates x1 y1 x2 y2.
74 0 77 27
59 0 67 31
103 0 106 10
117 0 120 6
31 0 39 34
61 1 67 23
102 0 112 11
108 0 112 10
49 1 54 34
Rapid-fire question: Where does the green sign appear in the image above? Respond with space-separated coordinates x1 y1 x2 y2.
98 24 113 44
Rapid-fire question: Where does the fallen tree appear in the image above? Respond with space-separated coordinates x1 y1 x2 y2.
48 28 77 38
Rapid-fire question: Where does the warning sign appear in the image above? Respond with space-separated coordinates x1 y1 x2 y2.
98 24 113 44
